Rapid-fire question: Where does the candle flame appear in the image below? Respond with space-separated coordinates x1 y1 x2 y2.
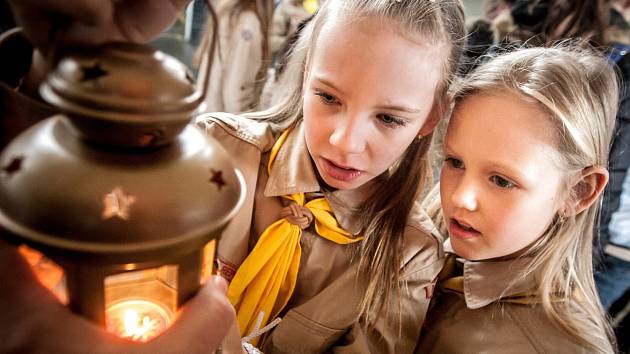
106 299 172 342
122 309 160 341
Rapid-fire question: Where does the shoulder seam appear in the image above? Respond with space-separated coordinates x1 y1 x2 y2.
196 113 273 152
505 305 546 353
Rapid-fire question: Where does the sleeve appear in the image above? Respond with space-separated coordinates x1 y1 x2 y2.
222 11 264 114
334 231 442 354
260 226 443 354
195 113 273 277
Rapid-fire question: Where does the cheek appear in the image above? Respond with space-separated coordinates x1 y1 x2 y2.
486 197 556 249
302 105 328 152
375 130 418 163
439 174 455 211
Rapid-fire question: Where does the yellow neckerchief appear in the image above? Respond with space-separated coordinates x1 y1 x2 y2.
439 253 567 305
303 0 319 14
227 128 363 345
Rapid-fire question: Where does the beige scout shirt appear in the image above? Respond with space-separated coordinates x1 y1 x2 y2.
203 10 264 114
196 113 444 354
415 243 597 354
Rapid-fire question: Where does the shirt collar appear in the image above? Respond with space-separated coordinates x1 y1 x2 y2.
263 120 371 236
263 120 320 197
444 240 538 309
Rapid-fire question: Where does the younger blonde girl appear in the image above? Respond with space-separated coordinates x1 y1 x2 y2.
418 45 618 353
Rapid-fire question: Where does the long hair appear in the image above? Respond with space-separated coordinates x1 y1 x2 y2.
195 0 274 107
249 0 466 328
451 45 619 354
504 0 610 47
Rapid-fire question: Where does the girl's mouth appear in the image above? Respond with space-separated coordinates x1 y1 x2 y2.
449 218 480 240
321 158 362 182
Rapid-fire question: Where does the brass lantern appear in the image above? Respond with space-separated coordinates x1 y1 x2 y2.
0 8 241 342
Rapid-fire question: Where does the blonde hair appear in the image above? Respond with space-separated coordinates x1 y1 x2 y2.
250 0 466 327
450 45 619 353
195 0 274 108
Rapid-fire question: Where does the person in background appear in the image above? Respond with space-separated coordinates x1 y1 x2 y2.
269 0 310 61
259 14 312 109
194 0 274 114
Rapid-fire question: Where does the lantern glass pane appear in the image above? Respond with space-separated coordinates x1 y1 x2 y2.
200 239 216 284
104 265 177 342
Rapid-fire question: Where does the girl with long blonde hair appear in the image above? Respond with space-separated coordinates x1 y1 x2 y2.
418 45 618 353
197 0 466 352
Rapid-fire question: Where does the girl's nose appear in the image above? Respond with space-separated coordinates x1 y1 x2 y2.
328 115 367 154
451 178 478 211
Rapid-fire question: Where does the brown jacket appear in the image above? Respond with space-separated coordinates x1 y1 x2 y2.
196 113 444 354
415 243 600 354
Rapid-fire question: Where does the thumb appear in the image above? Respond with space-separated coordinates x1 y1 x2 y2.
145 276 235 354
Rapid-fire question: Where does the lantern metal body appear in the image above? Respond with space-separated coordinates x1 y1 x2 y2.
0 38 242 341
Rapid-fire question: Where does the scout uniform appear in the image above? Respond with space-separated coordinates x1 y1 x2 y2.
197 113 444 353
416 242 604 354
204 10 264 114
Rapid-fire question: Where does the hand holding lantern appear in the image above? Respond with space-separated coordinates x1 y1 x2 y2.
0 0 244 350
1 240 235 353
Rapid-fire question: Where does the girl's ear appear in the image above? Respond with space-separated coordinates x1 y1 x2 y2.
562 166 609 216
418 102 443 137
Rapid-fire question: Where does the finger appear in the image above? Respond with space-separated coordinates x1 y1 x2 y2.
7 0 114 55
113 0 193 42
8 0 113 26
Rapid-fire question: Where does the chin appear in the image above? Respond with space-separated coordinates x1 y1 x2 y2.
320 176 362 190
450 240 483 261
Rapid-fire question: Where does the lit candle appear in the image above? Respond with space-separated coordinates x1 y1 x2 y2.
106 299 173 342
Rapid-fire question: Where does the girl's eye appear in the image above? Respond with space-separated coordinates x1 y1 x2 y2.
491 175 515 189
445 157 464 169
376 114 406 127
315 92 338 105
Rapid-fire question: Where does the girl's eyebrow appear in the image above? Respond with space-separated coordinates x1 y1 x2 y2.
375 104 422 114
312 76 345 94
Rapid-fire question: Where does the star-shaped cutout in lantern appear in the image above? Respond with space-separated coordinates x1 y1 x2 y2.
81 63 108 82
209 168 227 190
102 187 136 220
2 156 24 176
140 130 164 147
